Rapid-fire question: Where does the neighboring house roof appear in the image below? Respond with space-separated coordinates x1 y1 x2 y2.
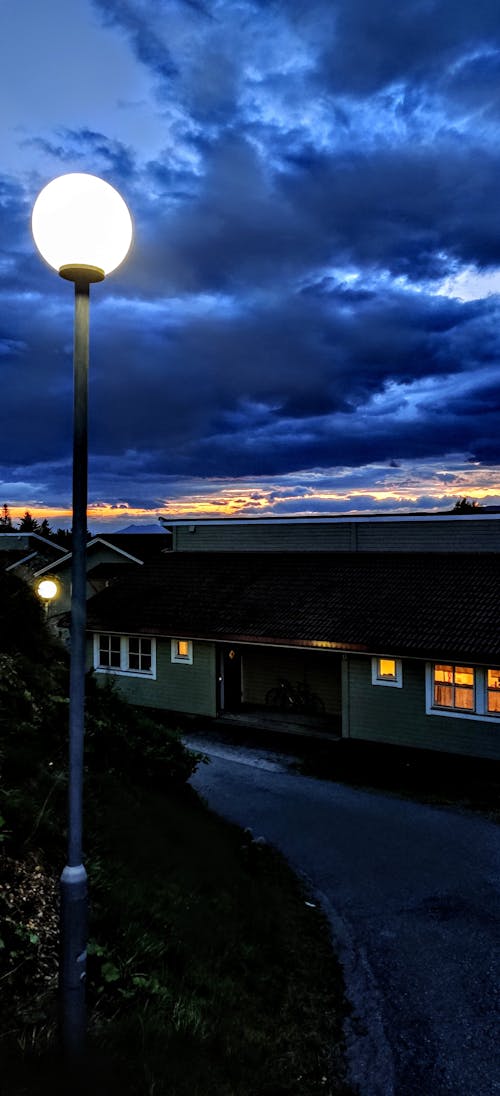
86 551 500 663
159 513 500 527
3 549 35 570
1 532 67 573
34 536 145 576
0 532 67 554
99 533 172 559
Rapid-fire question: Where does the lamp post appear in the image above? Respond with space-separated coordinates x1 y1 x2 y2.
32 174 132 1060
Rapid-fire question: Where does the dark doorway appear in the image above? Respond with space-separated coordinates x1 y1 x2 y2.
218 646 242 711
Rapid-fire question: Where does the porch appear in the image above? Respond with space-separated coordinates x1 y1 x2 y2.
215 703 342 741
218 643 343 740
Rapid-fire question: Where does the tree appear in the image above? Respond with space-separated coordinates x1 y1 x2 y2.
452 497 482 513
53 528 73 550
39 518 53 539
17 511 40 532
0 503 12 528
53 528 93 550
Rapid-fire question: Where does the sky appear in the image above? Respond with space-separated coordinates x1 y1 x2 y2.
1 0 500 529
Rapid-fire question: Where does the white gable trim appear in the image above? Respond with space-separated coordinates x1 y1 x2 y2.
34 536 144 576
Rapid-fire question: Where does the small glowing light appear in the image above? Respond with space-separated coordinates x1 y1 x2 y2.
37 578 59 601
32 173 133 277
379 658 396 678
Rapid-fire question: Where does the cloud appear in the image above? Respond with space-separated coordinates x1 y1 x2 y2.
1 0 500 521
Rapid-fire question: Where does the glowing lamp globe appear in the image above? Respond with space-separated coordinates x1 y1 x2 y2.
32 173 133 282
37 578 59 601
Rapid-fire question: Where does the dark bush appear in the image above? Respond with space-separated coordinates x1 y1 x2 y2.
85 675 203 788
0 573 202 856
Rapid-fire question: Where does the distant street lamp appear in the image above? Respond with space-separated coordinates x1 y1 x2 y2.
32 174 132 1060
35 576 60 618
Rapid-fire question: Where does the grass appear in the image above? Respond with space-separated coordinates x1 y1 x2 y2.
0 578 352 1095
1 773 353 1096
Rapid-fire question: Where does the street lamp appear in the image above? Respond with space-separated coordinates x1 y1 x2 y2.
32 173 132 1060
35 576 60 619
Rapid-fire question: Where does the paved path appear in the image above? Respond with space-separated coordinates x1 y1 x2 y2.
185 734 500 1096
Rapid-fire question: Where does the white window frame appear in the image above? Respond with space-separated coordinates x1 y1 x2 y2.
425 663 500 723
93 633 156 679
371 657 403 688
171 638 193 665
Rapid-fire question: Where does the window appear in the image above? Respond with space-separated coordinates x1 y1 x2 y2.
93 634 156 679
433 664 474 711
487 669 500 714
371 657 402 688
99 634 120 669
171 639 193 664
127 637 152 674
426 664 500 722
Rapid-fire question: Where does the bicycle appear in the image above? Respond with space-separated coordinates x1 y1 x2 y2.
265 678 325 714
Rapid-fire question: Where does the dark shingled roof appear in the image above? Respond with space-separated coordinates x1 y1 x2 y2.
100 533 171 560
86 551 500 663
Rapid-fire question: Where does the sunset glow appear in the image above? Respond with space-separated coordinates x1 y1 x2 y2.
7 460 499 531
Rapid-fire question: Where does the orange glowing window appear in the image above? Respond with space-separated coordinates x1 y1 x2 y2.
433 665 474 711
171 639 193 664
372 657 402 687
487 669 500 713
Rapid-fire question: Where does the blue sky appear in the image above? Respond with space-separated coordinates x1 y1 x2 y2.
1 0 500 528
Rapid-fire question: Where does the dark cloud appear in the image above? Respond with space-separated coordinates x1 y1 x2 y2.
1 0 500 520
92 0 178 82
26 129 136 181
301 0 500 96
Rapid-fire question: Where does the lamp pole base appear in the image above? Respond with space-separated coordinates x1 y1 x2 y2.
59 861 88 1061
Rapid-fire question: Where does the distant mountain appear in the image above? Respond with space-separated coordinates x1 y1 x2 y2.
114 523 168 535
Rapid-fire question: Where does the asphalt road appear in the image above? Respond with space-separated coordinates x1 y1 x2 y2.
184 734 500 1096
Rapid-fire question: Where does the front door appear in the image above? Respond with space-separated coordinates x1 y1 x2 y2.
218 646 242 711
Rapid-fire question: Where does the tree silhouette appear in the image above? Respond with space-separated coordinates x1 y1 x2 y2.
452 497 481 513
0 503 13 528
17 511 40 532
39 518 53 539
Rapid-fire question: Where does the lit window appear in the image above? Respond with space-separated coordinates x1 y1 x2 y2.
427 664 500 722
487 669 500 713
171 639 193 664
371 657 402 687
433 664 474 711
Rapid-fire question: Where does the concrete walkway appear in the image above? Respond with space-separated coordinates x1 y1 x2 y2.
184 733 500 1096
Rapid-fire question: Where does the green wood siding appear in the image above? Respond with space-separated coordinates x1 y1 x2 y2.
174 523 353 552
87 636 217 717
242 647 341 716
172 517 500 553
346 656 500 760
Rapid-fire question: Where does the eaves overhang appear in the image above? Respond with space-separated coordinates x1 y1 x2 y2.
84 623 500 665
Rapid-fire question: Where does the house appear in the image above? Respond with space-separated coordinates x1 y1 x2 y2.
159 511 500 553
85 530 500 760
0 531 67 579
33 531 172 622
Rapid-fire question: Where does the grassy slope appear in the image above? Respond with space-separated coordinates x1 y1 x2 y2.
2 772 353 1096
0 572 354 1094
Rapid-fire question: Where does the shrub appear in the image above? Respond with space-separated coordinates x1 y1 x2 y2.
84 675 203 788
